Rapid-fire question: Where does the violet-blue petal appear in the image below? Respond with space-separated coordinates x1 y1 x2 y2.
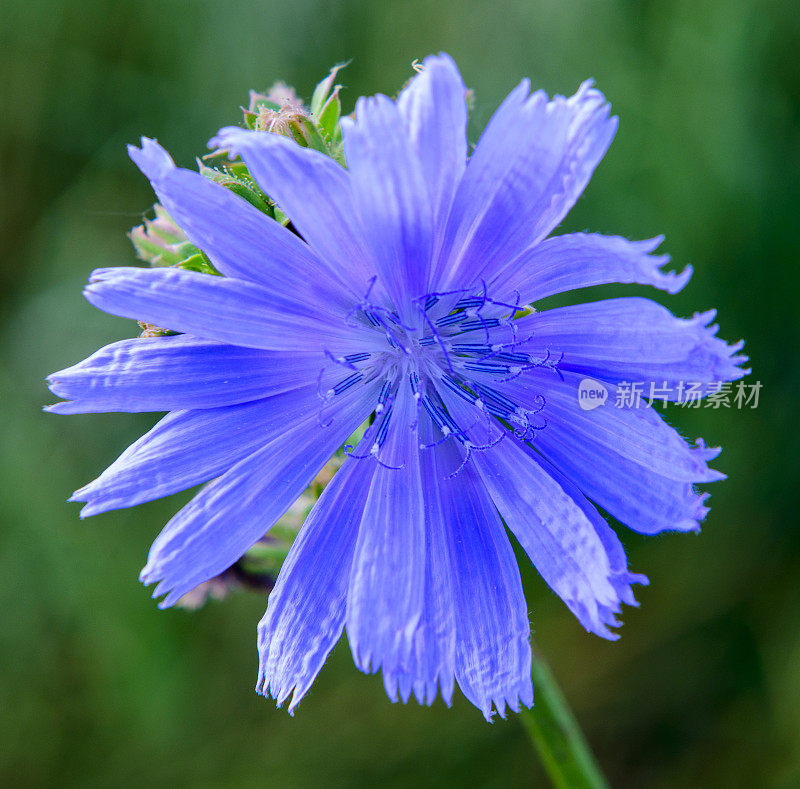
341 95 435 317
383 411 457 707
128 138 351 309
72 386 319 517
84 266 378 354
491 233 691 303
209 127 376 292
437 81 616 290
473 436 647 639
141 379 381 608
346 378 426 679
396 53 467 237
496 370 719 533
45 335 321 414
517 297 748 396
528 81 619 242
439 442 533 721
257 454 377 714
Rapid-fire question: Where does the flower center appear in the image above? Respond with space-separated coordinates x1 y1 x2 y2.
320 284 560 473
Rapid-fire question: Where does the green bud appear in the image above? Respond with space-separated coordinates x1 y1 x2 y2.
310 61 349 116
128 204 189 265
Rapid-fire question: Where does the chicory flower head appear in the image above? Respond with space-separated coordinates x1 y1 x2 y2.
46 54 746 720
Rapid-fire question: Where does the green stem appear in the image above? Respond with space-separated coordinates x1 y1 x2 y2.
519 651 610 789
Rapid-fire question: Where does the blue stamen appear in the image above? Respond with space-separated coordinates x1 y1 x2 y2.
452 343 492 355
436 312 467 328
345 352 372 364
462 361 513 375
332 371 364 396
441 374 477 403
375 407 393 447
474 383 519 414
455 296 485 310
460 317 501 332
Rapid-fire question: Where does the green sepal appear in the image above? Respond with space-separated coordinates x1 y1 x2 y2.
273 206 290 226
286 114 329 154
175 253 220 276
198 160 273 215
310 61 349 117
316 86 341 138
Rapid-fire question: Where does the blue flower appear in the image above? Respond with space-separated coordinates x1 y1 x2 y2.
46 54 747 720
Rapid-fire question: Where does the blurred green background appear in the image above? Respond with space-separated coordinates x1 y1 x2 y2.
1 0 798 786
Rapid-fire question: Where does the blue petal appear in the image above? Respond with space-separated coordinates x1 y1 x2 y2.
436 441 533 721
396 53 467 238
382 411 457 708
45 335 321 414
346 378 426 679
257 454 377 714
83 266 378 354
71 385 319 517
437 80 617 290
491 233 691 303
128 138 352 309
517 297 748 396
141 378 381 607
473 436 647 639
209 128 376 293
495 369 721 533
341 94 435 317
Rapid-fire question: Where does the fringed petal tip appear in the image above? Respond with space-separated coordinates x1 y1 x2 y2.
382 668 456 709
255 667 316 717
688 439 726 483
625 235 690 294
690 310 750 381
42 401 72 414
127 137 175 182
66 486 101 520
637 236 693 294
476 680 534 724
692 438 725 482
574 569 650 641
44 371 74 408
65 492 95 519
138 566 187 610
670 491 711 535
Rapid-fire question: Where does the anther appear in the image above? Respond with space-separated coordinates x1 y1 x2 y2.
332 371 364 395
